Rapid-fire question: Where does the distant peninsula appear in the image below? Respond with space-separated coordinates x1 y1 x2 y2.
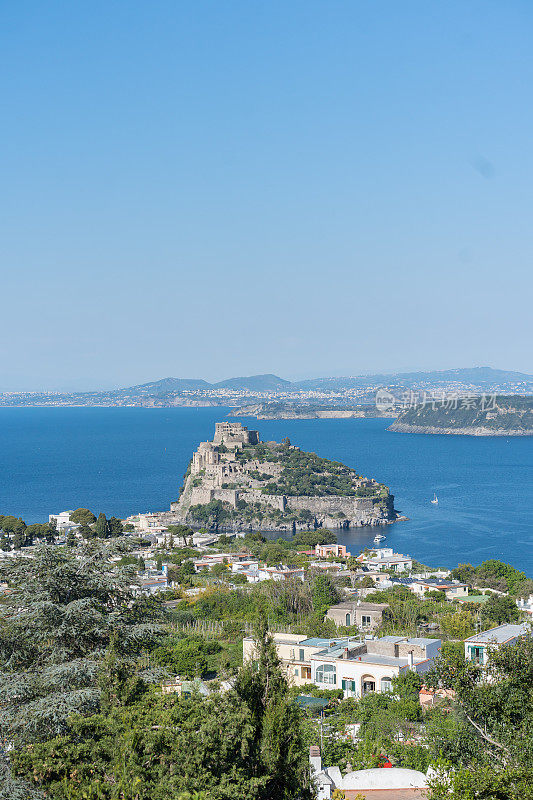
231 402 393 420
389 395 533 436
169 422 398 530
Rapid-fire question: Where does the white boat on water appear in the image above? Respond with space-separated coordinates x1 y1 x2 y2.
431 493 439 505
373 533 386 542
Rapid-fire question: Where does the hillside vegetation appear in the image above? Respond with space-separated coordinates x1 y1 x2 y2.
390 395 533 435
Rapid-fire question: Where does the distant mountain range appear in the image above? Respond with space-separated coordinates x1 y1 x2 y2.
121 373 291 395
0 368 531 407
293 367 533 391
121 367 533 394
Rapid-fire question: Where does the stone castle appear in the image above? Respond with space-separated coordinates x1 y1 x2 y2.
169 422 396 530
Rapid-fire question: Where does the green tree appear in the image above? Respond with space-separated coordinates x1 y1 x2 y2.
152 639 211 678
95 512 109 538
46 518 57 544
10 620 313 800
78 523 96 540
167 524 195 545
426 634 533 799
0 543 163 746
12 531 24 550
235 617 313 799
480 593 520 626
312 574 339 615
0 516 20 534
108 516 123 536
212 562 229 578
69 508 97 525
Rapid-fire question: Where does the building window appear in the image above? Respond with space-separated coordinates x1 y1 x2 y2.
315 664 336 685
342 679 356 693
294 667 299 676
301 667 311 680
361 615 371 627
362 676 376 695
345 613 351 626
468 646 484 664
380 677 392 693
299 648 305 662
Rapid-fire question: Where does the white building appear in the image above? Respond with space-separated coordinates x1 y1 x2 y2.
517 594 533 617
310 746 428 799
310 635 440 698
403 577 469 601
243 632 440 697
464 622 531 665
48 511 78 531
357 548 413 573
258 565 305 582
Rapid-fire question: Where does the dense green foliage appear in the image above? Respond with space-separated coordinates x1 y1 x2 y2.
238 441 385 498
393 394 533 432
69 508 97 525
10 622 313 800
0 544 164 746
425 633 533 799
451 559 532 596
152 636 222 678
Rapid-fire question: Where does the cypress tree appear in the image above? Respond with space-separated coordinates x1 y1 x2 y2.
95 513 109 538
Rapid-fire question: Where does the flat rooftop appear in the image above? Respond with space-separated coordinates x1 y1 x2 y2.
328 601 388 611
374 635 437 647
301 636 358 648
465 623 531 644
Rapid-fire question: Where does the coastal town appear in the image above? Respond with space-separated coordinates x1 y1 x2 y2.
0 513 531 798
0 423 531 799
3 1 532 797
1 367 531 410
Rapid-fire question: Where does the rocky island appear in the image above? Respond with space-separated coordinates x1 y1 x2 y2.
389 395 533 436
169 422 397 530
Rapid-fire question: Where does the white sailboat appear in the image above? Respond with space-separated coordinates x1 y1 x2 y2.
431 493 439 505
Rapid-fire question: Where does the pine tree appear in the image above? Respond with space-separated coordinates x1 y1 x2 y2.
312 574 339 615
235 616 313 799
12 532 24 550
69 508 96 525
0 543 164 746
108 516 123 536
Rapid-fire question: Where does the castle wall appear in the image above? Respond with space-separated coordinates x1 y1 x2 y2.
238 490 286 512
170 422 396 528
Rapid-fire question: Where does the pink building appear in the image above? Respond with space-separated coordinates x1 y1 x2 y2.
315 544 351 559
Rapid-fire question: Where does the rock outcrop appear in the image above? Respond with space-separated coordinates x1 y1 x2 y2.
170 422 397 530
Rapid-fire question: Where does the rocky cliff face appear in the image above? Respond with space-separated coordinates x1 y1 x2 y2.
170 423 397 530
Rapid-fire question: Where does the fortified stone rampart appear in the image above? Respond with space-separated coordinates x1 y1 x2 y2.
170 422 396 529
213 421 259 447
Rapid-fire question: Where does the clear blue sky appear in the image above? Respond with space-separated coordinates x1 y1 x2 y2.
1 1 532 390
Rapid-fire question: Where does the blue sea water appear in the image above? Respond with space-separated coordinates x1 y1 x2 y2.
0 407 531 574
